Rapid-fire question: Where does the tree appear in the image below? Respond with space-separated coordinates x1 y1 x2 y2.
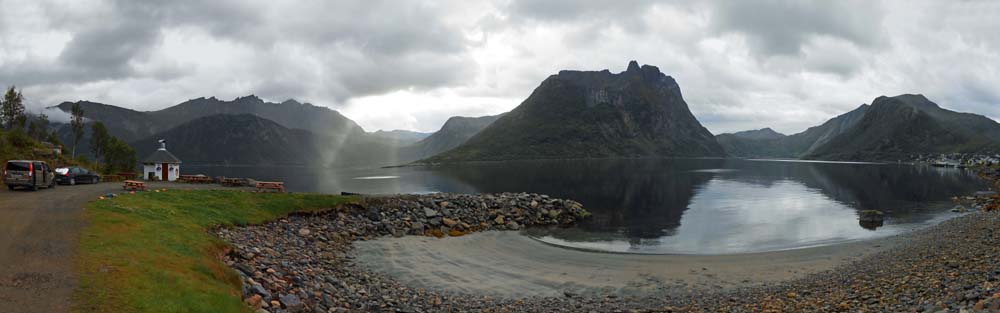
46 130 65 154
70 102 85 158
90 121 111 163
0 86 26 130
102 137 137 174
27 113 50 141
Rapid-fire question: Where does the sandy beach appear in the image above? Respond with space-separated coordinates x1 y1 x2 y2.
353 230 895 298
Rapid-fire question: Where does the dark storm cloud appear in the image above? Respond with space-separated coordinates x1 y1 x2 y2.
2 0 474 102
710 0 885 56
3 0 998 132
58 19 161 80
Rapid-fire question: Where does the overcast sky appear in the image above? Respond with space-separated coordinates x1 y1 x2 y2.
1 0 998 134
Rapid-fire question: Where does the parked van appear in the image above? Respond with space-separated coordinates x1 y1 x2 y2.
4 160 56 191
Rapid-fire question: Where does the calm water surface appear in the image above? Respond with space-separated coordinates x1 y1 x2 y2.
187 159 989 254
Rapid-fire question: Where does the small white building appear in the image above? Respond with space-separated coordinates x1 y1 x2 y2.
141 139 182 181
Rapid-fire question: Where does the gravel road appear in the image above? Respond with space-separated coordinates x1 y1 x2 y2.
0 181 243 312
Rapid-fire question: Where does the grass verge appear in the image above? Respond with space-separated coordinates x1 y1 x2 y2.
75 189 354 313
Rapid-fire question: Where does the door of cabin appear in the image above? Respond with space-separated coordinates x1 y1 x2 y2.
161 163 168 181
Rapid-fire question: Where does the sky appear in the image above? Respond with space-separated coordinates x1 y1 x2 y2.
1 0 999 135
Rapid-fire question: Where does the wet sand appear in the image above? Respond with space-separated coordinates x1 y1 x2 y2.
353 231 896 298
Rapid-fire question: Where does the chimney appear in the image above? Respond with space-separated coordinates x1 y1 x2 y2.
158 139 167 150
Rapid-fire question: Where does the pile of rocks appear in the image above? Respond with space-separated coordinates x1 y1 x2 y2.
217 193 592 313
352 193 589 238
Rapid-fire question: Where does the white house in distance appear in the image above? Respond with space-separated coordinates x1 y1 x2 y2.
141 139 182 181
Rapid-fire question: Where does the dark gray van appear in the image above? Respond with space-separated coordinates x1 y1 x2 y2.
4 160 57 191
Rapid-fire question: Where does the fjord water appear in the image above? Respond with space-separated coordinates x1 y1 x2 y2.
187 159 988 254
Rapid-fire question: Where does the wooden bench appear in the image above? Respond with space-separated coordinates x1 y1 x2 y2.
255 181 285 192
117 172 138 180
123 180 146 191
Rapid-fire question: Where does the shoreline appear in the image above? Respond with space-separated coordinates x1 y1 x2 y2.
218 181 1000 312
353 229 899 298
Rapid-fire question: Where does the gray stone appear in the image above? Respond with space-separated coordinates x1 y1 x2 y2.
279 294 303 310
548 209 561 219
251 283 272 299
410 222 425 233
423 207 439 218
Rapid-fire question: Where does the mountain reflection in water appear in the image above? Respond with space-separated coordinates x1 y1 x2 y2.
187 158 987 254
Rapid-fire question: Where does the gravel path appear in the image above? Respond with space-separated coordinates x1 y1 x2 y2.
0 181 251 313
220 191 1000 313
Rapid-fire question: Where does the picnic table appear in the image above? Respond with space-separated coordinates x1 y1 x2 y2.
123 180 146 191
179 175 212 183
101 175 124 182
255 181 285 192
220 177 247 187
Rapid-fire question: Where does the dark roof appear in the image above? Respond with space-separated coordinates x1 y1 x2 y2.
142 149 182 164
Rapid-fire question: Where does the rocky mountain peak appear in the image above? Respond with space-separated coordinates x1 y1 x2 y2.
872 94 939 111
626 60 641 72
235 94 264 104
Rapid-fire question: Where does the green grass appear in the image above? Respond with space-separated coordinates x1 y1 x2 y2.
75 189 354 313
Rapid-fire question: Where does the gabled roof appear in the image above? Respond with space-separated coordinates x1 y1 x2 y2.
142 149 182 164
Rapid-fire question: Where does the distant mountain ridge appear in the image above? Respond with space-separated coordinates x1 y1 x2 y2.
131 114 319 166
371 130 432 146
729 128 786 140
717 95 1000 161
55 95 364 143
400 114 504 161
805 94 1000 160
425 61 725 162
51 95 505 167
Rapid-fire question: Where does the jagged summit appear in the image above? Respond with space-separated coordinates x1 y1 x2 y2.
627 60 641 72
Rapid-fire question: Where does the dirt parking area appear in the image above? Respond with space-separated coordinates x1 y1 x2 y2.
0 181 246 312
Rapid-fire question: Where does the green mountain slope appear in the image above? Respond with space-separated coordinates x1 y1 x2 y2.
804 94 1000 161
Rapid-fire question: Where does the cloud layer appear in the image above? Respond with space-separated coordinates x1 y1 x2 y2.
1 0 998 134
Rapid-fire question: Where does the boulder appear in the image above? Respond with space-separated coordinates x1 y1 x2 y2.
858 210 884 223
423 207 439 218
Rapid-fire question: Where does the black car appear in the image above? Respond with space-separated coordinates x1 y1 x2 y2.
55 167 101 185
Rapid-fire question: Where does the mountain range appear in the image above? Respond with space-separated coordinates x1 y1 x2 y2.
716 94 1000 161
49 61 1000 167
51 96 494 167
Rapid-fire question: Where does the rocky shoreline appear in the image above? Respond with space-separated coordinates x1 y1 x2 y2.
219 182 999 312
217 193 593 312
